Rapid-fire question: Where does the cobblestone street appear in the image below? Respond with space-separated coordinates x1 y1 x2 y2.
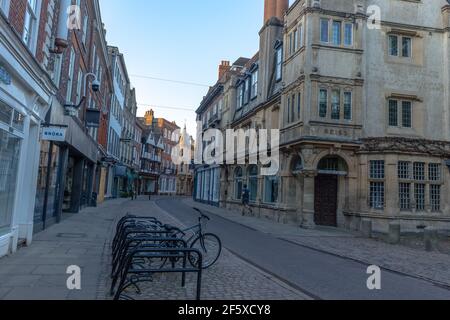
0 197 308 300
182 198 450 288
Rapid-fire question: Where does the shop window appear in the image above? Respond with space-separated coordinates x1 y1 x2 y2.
248 165 258 202
264 176 279 204
0 101 13 126
0 130 21 233
234 167 243 200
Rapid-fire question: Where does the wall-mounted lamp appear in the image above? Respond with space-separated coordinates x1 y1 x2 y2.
64 72 100 116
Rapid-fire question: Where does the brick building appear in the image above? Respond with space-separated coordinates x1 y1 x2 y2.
32 0 111 233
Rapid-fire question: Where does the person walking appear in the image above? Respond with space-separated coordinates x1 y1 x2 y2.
241 184 252 216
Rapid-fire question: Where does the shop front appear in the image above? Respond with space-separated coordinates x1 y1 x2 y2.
33 100 98 233
0 16 55 256
194 166 221 206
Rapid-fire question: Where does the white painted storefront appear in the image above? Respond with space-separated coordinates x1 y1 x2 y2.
0 13 55 257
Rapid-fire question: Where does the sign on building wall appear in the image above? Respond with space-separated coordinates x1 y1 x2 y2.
41 126 67 142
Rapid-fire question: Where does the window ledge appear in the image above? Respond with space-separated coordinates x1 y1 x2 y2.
312 44 363 54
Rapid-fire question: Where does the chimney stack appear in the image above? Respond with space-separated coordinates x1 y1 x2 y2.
264 0 288 24
275 0 289 21
218 61 231 80
145 110 154 126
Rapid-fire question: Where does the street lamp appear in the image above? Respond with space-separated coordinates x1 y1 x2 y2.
64 72 100 116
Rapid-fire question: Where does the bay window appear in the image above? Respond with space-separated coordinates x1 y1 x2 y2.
321 18 354 48
332 21 342 46
320 19 329 42
319 89 328 118
331 89 341 120
369 160 385 210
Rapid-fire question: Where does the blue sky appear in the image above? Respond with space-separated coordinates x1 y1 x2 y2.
99 0 265 136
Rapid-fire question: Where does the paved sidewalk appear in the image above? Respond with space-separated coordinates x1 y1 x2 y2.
183 198 450 288
0 196 309 300
0 198 130 300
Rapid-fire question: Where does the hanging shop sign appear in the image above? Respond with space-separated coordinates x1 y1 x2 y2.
41 125 67 142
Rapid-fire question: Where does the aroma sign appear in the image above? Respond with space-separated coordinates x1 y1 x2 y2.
41 126 67 142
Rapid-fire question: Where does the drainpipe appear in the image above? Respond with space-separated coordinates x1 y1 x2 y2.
53 0 72 53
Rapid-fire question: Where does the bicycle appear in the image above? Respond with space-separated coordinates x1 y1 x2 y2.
163 208 222 269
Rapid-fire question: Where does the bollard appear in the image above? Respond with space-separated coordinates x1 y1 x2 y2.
388 222 401 245
361 219 373 238
424 227 438 252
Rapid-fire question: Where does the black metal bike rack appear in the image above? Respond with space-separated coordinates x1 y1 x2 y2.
113 247 203 301
111 215 203 300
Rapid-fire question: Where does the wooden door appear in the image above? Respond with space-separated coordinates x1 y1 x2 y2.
314 175 338 227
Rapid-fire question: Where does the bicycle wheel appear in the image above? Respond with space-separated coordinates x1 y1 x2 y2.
189 233 222 269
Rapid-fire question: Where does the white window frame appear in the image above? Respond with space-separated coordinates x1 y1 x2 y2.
76 70 83 106
22 0 40 51
0 0 10 16
66 48 76 103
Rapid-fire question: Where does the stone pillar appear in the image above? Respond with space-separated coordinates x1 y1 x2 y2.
385 155 399 215
301 170 316 229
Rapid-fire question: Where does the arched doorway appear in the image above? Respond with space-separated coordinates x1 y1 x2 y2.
314 156 348 227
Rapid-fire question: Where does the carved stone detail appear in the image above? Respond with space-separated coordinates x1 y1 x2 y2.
360 137 450 158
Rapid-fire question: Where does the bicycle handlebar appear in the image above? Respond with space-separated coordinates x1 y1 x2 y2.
193 208 210 221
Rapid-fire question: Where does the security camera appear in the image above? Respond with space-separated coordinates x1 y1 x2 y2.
92 79 100 92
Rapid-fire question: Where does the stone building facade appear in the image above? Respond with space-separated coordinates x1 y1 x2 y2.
176 126 194 197
195 0 450 235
